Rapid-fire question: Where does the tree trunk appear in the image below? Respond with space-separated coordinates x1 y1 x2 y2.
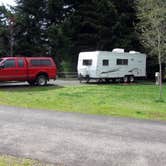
157 31 162 100
10 24 14 57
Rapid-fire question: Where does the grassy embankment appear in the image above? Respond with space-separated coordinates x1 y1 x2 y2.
0 83 166 121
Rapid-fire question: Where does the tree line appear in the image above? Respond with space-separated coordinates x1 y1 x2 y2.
0 0 165 74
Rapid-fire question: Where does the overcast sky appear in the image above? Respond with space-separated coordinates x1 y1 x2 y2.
0 0 16 6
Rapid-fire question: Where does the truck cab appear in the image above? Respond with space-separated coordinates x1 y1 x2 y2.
0 57 27 82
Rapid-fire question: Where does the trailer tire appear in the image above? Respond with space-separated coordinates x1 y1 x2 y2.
123 76 128 83
36 75 47 86
129 75 134 83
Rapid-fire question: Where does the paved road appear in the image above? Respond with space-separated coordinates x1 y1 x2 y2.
0 106 166 166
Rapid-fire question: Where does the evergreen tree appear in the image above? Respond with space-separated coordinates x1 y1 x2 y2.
0 5 16 56
70 0 117 52
15 0 48 56
66 0 140 69
112 0 141 51
14 0 72 70
0 0 143 71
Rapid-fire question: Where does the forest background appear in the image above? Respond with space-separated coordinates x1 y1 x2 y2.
0 0 165 78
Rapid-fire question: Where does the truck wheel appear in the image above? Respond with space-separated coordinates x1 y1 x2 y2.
36 75 47 86
123 76 128 83
129 75 134 83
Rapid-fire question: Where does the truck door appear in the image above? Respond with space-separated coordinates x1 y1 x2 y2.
0 59 17 81
15 58 27 81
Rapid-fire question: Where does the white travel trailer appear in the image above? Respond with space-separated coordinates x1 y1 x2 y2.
77 49 146 83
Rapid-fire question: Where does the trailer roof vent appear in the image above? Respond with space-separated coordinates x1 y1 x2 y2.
129 51 140 54
112 48 124 53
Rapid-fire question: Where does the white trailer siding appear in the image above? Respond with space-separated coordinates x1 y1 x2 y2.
77 51 146 82
97 52 146 78
77 52 98 78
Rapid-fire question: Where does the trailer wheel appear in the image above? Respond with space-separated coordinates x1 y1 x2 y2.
123 76 128 83
129 75 134 83
36 75 47 86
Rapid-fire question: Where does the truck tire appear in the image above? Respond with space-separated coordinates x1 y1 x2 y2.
129 75 134 83
36 75 47 86
123 76 128 83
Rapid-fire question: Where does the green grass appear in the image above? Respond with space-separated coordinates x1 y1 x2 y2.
0 155 49 166
0 83 166 121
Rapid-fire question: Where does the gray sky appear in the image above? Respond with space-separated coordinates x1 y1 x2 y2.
0 0 16 6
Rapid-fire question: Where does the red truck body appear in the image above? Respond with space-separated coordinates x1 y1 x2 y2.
0 57 57 85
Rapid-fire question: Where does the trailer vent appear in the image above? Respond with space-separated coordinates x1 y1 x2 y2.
112 48 124 53
129 51 140 54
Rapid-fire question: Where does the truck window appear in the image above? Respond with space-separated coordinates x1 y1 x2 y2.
117 59 128 65
4 59 16 68
40 59 52 66
18 59 24 67
31 60 40 66
83 60 92 66
31 59 52 67
103 60 109 66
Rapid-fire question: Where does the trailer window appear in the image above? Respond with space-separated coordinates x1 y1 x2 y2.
117 59 128 65
103 60 109 66
83 60 92 66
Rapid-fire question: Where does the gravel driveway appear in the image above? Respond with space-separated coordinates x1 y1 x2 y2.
0 105 166 166
0 79 81 88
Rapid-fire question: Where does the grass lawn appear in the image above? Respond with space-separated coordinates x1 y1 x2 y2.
0 83 166 121
0 155 50 166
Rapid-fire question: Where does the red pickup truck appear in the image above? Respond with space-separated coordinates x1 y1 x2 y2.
0 57 57 86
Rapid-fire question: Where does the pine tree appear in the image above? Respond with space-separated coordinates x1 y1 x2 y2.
70 0 117 52
0 5 16 56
